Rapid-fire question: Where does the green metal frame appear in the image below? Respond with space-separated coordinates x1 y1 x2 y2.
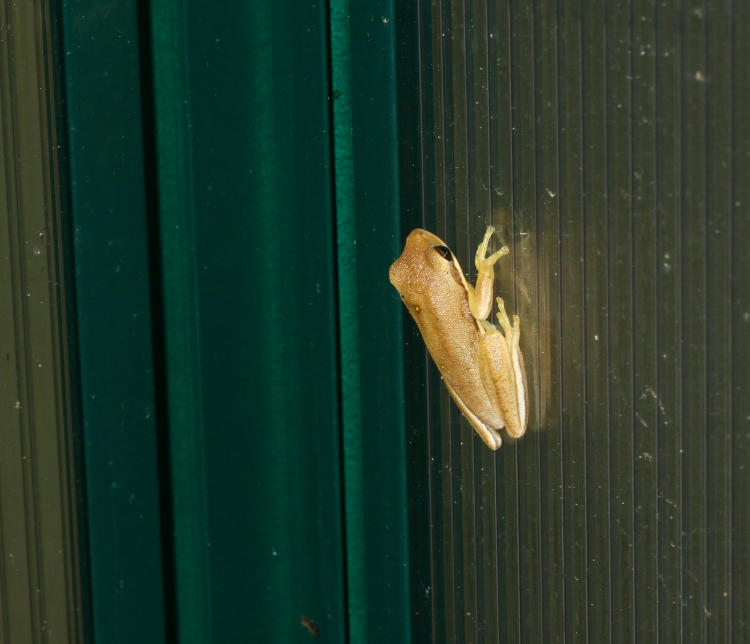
331 1 412 641
59 2 167 642
149 1 349 641
57 0 414 641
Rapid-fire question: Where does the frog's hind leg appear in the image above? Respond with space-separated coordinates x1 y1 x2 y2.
444 381 503 450
495 297 523 358
488 297 528 436
496 298 523 368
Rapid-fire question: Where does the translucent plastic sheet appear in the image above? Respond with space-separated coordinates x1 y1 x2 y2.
401 2 750 641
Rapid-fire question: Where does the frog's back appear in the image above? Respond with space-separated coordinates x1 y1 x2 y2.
391 251 503 431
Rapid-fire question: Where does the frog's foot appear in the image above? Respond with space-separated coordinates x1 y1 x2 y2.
475 226 509 274
495 297 513 337
511 314 521 351
496 298 522 348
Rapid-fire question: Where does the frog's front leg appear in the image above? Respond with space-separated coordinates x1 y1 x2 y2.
467 226 509 321
478 297 528 439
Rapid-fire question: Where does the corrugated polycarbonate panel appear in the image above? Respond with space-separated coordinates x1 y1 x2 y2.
0 2 84 642
402 1 749 641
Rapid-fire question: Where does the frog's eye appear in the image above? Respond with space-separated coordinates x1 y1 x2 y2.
433 245 452 261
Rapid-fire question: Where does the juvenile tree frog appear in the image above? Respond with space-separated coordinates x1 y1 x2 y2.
389 226 528 450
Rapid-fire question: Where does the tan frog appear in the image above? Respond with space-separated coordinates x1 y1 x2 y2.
389 226 528 449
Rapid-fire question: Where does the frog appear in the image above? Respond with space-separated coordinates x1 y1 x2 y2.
389 226 528 449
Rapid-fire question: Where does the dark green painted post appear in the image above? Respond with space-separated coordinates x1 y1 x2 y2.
149 2 347 641
59 2 167 642
330 1 413 641
56 1 416 640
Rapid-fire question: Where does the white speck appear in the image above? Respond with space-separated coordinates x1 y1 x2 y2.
546 188 557 198
14 401 21 410
382 16 388 24
33 247 41 256
695 70 706 82
594 334 600 341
